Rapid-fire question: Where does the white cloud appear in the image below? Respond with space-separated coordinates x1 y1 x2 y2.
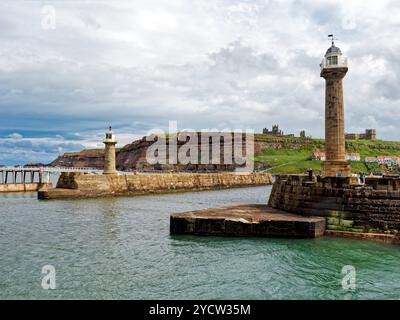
1 0 400 164
0 135 87 165
7 133 23 140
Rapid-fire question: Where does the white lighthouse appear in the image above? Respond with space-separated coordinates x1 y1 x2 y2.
103 126 117 175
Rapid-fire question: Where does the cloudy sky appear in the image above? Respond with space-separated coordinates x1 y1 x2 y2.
0 0 399 164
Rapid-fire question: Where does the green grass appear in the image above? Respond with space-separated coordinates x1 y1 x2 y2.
255 148 318 173
346 142 400 158
254 135 399 174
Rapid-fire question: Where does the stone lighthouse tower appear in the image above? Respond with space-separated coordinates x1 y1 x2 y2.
320 36 349 177
103 126 117 175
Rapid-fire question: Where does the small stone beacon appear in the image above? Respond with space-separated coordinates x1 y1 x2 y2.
103 126 118 175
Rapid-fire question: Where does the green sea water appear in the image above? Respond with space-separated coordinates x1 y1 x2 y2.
0 186 399 299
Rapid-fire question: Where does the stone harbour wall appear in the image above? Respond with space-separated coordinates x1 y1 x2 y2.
39 172 273 199
268 175 400 235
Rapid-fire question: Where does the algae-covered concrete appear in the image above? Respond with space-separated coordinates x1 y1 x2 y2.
38 172 272 199
325 230 400 244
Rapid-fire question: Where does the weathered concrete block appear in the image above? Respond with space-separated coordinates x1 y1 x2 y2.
194 218 225 235
170 205 326 238
225 219 257 236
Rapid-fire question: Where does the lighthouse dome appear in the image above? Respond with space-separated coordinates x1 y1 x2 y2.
103 126 116 143
321 42 347 69
325 45 342 56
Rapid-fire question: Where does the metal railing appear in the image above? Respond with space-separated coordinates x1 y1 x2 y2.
0 166 103 174
320 56 348 69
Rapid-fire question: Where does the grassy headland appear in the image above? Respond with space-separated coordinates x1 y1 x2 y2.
254 134 400 174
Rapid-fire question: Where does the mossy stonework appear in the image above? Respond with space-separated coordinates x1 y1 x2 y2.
268 175 400 238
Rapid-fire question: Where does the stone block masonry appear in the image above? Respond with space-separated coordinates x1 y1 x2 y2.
321 67 349 177
268 174 400 235
38 172 272 200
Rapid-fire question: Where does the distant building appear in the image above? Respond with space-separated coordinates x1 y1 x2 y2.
263 124 283 136
365 156 400 165
345 129 376 140
346 153 361 161
300 130 306 138
312 151 326 161
262 125 294 137
312 151 360 161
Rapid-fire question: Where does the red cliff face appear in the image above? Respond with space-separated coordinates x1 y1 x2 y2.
50 135 248 172
50 135 320 172
50 149 106 168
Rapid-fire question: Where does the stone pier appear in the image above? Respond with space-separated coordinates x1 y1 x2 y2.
38 172 273 199
268 174 400 239
168 40 400 244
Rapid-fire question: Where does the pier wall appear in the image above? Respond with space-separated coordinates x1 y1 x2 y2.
268 175 400 234
38 172 272 199
0 183 52 192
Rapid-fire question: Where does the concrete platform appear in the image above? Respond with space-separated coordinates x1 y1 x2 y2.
170 204 326 238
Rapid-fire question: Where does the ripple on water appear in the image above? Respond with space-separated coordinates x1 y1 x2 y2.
0 186 400 299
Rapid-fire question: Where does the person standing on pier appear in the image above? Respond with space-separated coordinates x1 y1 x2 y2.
360 172 366 184
307 168 313 181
